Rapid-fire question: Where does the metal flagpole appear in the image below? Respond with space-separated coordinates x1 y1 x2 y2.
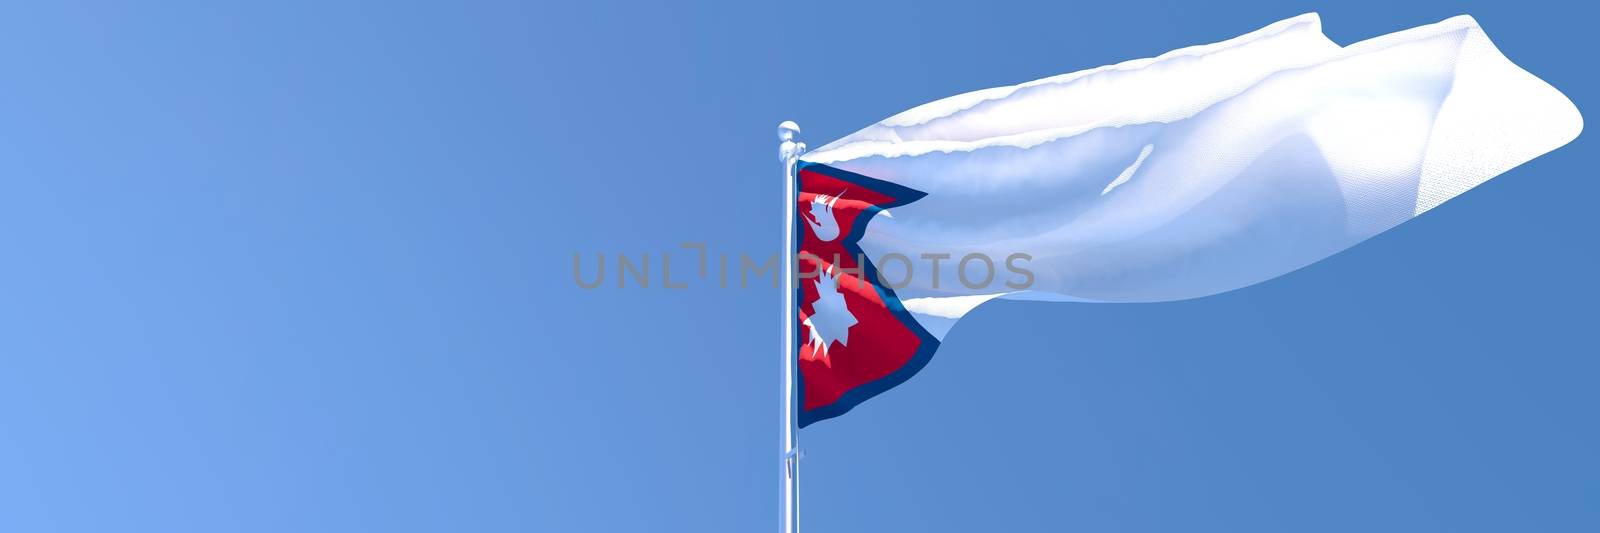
778 121 804 533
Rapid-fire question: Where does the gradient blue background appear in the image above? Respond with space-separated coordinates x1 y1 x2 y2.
1 1 1594 531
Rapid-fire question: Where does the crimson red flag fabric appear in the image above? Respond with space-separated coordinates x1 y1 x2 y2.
795 162 940 427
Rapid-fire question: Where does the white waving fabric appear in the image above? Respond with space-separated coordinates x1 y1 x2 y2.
800 13 1582 339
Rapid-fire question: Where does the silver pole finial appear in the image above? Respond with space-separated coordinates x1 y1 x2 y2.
779 121 805 164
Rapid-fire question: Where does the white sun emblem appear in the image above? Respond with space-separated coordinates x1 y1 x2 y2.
803 266 858 361
803 191 844 242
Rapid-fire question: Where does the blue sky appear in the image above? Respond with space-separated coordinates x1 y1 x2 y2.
0 1 1595 531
